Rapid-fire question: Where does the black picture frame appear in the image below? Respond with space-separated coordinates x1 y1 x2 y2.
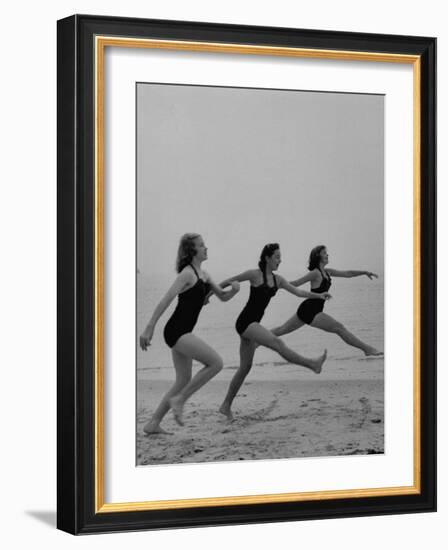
57 14 436 535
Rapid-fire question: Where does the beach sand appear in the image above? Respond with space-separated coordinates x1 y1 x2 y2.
137 363 384 466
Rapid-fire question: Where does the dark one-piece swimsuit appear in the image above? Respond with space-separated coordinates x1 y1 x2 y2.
163 265 210 348
296 268 331 325
235 271 278 335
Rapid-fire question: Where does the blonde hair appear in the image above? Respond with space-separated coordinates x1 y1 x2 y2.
176 233 201 273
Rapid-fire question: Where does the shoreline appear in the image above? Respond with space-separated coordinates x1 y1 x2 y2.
137 355 384 383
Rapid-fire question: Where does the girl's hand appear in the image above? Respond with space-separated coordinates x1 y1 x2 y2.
230 281 240 293
203 291 212 305
366 271 378 280
321 292 332 300
140 327 154 351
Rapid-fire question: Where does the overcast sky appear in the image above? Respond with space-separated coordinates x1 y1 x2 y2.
137 83 383 282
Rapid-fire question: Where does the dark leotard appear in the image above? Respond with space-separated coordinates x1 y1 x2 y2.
235 271 278 335
296 268 331 325
163 265 210 348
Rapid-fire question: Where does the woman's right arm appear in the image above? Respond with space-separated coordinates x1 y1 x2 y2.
139 271 193 350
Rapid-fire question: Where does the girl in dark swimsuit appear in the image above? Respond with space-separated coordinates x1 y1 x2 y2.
217 243 331 421
271 245 382 356
296 266 332 325
139 233 240 433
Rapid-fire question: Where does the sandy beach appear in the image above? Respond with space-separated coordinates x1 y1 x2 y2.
137 360 384 466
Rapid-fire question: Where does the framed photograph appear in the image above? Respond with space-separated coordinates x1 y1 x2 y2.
57 15 436 534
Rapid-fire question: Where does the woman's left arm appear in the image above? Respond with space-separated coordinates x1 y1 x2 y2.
277 275 332 300
289 271 316 287
326 268 378 280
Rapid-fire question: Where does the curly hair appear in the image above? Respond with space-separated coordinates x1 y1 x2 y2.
175 233 201 273
258 243 280 277
308 245 326 271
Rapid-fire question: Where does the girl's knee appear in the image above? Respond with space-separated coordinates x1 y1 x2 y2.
216 359 224 373
332 322 345 334
210 356 223 373
269 335 284 351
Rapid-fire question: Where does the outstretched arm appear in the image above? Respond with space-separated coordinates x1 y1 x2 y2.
290 271 318 287
277 275 331 300
205 272 240 302
219 269 257 289
139 270 193 350
327 268 378 280
204 269 255 304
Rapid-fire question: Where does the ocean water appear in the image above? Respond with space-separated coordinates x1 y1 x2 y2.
137 273 384 380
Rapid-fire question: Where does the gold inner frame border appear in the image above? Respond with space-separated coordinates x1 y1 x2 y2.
94 36 421 514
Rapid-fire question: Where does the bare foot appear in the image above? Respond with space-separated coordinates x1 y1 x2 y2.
364 347 383 356
143 421 172 435
169 395 185 426
219 403 234 422
310 349 327 374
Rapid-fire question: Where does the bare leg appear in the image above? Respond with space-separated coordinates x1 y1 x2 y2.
168 333 223 426
311 312 382 356
271 314 305 337
219 337 256 420
143 350 192 435
243 323 327 373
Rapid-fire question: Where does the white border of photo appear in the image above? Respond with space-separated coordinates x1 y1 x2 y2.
103 46 413 503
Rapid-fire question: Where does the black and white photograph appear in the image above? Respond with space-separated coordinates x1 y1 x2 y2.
1 0 441 541
136 82 385 465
